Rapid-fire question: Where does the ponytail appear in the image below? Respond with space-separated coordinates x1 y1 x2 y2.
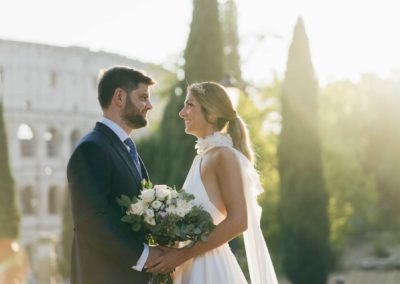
227 116 254 164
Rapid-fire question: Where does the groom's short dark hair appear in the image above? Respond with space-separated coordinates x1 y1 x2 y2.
97 66 155 109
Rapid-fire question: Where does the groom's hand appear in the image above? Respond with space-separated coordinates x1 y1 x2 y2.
146 247 189 274
144 247 164 269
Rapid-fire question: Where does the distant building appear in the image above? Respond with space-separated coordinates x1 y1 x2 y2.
0 39 166 274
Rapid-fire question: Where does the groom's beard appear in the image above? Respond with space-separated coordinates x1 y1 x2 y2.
122 98 148 129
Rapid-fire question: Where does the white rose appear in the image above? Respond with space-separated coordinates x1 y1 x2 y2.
127 201 144 216
141 202 149 211
141 189 155 203
144 216 156 226
144 209 155 218
166 205 176 214
151 200 163 210
171 190 179 199
155 185 171 201
176 199 187 209
154 184 169 191
183 203 193 214
175 208 186 218
177 199 193 214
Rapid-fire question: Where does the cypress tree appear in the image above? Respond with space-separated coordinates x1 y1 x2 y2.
278 18 330 284
221 0 242 83
0 99 19 238
138 0 224 187
184 0 224 84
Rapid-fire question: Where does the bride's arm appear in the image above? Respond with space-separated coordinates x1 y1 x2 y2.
146 148 248 274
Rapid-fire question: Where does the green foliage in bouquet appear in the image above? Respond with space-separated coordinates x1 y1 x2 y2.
116 180 215 248
117 180 215 284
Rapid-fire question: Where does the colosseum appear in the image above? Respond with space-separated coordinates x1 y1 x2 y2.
0 38 167 281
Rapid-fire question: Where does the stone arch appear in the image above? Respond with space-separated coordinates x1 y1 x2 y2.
21 186 36 214
45 128 61 157
17 123 36 157
48 186 60 214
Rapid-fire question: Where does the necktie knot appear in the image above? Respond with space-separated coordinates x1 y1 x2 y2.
124 138 136 150
124 138 142 178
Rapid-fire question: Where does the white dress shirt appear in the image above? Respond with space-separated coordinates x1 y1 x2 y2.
99 117 149 271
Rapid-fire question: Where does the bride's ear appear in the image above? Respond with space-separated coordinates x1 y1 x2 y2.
207 113 218 124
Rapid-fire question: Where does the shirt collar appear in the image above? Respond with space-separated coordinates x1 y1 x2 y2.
99 117 130 143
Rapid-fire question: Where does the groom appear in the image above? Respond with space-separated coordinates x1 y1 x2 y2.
67 66 162 284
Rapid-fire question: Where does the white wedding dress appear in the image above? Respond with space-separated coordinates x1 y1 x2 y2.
173 133 278 284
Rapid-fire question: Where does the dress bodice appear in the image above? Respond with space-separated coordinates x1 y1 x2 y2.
183 132 234 225
183 155 226 225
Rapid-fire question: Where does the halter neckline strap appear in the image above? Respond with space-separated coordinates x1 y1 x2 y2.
195 132 233 155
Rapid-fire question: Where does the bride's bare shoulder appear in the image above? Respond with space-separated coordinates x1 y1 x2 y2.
205 147 240 172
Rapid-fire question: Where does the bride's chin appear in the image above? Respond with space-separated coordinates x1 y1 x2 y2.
185 129 198 137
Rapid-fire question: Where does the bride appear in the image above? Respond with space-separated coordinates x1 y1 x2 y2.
146 82 278 284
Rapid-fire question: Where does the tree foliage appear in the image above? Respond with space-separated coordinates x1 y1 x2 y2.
362 75 400 230
220 0 242 83
0 100 19 239
184 0 224 84
138 0 224 188
319 80 378 261
278 18 331 284
253 80 283 270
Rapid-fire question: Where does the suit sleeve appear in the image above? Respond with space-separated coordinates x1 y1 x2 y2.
67 141 144 269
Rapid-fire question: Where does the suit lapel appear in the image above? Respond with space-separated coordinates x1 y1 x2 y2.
94 123 144 190
112 142 143 187
138 155 149 181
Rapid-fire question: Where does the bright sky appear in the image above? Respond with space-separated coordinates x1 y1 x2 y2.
1 0 399 86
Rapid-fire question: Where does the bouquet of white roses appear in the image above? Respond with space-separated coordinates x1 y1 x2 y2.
117 180 215 283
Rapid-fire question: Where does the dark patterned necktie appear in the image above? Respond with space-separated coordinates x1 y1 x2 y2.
124 138 142 178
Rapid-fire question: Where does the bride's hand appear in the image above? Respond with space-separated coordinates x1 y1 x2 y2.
145 247 189 274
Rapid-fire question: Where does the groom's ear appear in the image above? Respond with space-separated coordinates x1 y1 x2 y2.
113 88 125 107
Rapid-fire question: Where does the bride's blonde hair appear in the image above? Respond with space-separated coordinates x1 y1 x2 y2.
188 82 255 163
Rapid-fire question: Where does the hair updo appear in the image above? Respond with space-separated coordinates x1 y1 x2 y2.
188 82 254 163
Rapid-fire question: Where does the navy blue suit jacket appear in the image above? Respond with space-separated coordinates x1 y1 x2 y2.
67 122 151 284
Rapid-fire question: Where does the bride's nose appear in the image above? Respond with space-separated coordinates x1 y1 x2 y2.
179 107 186 118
